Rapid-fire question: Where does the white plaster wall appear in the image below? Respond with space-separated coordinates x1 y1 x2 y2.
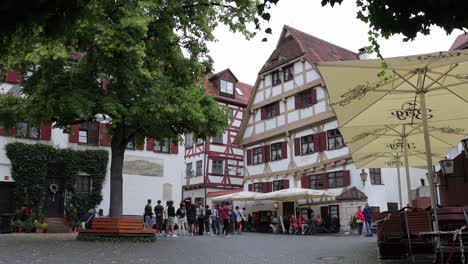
283 80 294 92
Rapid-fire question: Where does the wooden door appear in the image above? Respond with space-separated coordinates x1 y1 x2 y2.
283 201 294 218
44 177 65 217
0 182 15 214
320 206 329 219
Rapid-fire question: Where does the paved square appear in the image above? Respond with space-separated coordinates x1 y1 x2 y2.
0 233 378 264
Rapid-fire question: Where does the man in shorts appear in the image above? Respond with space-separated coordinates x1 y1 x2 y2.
176 203 187 236
167 201 177 237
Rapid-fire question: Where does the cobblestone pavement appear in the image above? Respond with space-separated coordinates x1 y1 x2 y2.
0 233 378 264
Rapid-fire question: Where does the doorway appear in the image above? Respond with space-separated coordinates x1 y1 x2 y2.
0 182 15 214
283 201 294 218
44 162 65 217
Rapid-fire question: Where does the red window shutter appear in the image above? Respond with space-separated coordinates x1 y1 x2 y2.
8 128 17 137
262 182 268 193
264 145 270 163
101 80 109 95
261 107 266 120
170 143 179 154
267 182 273 193
69 125 79 143
343 170 351 186
247 149 252 165
0 128 4 136
322 173 329 189
283 179 290 189
295 94 301 109
248 184 253 192
275 102 280 116
294 138 300 156
313 134 320 153
147 138 154 151
98 123 110 146
301 175 310 189
319 132 327 152
5 70 22 84
281 141 288 159
39 123 52 140
310 88 317 104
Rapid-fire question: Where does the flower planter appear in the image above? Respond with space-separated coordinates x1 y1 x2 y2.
36 228 43 233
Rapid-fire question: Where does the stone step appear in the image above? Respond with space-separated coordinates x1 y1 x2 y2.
45 218 71 233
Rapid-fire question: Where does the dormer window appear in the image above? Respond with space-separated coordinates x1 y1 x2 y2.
220 80 234 97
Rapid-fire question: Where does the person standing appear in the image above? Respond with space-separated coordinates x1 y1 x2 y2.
143 199 153 229
234 206 244 234
197 203 205 235
230 206 236 235
176 203 187 236
204 205 212 235
154 200 164 235
362 203 373 237
242 207 247 231
187 204 197 236
222 202 231 237
211 205 220 236
356 205 365 237
166 201 176 237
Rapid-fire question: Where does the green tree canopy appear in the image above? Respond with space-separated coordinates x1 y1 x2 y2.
0 0 259 217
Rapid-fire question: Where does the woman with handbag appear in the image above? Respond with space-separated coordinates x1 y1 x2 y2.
355 205 365 237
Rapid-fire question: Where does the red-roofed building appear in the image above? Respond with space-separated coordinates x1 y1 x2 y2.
183 69 252 205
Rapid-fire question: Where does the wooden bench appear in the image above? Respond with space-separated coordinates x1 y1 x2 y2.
401 208 433 255
376 211 407 259
77 218 156 241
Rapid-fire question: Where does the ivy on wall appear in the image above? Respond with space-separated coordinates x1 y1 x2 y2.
5 142 108 222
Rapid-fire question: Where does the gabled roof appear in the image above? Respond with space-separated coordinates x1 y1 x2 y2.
335 187 368 201
204 68 253 106
450 33 468 50
260 25 358 74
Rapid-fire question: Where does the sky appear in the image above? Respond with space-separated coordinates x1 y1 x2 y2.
207 0 464 85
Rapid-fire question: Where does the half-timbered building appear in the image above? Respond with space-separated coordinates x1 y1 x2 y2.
183 69 252 205
235 25 427 232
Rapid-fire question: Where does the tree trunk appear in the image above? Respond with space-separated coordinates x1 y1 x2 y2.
109 134 127 217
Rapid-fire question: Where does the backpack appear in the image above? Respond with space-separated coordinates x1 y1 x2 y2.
205 208 212 218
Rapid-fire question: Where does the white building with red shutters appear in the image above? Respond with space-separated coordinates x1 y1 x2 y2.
182 69 252 206
0 70 185 218
235 25 426 232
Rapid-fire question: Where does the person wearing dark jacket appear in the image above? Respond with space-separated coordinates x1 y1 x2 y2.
204 205 212 235
362 203 373 237
187 204 197 236
176 204 187 236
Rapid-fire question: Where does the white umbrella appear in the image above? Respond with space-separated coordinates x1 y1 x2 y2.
210 191 258 202
255 188 331 201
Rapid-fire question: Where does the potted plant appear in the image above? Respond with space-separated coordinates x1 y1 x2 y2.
23 219 33 233
12 220 24 232
34 220 43 233
41 223 48 233
349 215 357 235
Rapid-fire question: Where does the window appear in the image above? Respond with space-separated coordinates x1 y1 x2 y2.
220 80 234 95
272 71 281 86
252 147 263 165
212 132 223 144
300 91 313 108
186 134 193 148
387 203 399 212
328 171 344 188
327 129 344 150
16 122 40 139
270 143 282 161
370 168 382 185
76 175 91 193
196 160 203 176
273 180 284 191
254 183 264 193
309 174 323 189
186 163 193 178
265 103 277 119
196 138 204 145
155 139 170 153
212 159 223 175
284 65 293 81
300 135 314 155
78 122 99 145
78 130 88 144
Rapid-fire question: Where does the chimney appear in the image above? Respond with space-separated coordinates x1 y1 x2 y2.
358 47 370 60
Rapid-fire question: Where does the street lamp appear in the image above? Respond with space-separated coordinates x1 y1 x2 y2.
461 138 468 158
273 202 279 209
360 169 368 186
439 158 454 175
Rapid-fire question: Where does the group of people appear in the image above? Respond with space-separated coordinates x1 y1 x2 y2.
144 200 246 237
355 203 373 237
267 208 333 235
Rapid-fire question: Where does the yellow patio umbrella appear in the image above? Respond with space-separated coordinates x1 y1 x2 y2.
317 51 468 230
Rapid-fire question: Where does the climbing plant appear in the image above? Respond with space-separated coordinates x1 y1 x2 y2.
5 142 108 222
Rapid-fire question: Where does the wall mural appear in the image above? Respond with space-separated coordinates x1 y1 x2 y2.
123 155 164 177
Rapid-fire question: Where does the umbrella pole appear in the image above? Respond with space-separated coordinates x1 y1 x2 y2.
402 134 413 207
419 90 439 231
396 153 403 209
